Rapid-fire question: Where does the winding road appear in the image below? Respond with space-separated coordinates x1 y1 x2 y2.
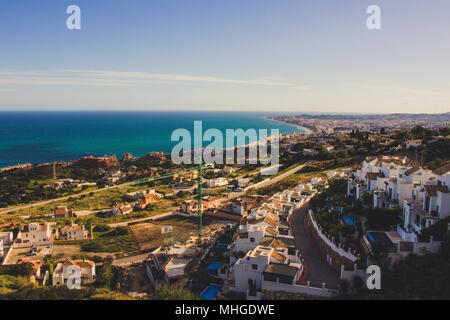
290 204 339 289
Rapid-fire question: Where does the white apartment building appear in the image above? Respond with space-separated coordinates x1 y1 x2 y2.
349 157 450 242
17 222 53 244
231 245 303 294
234 225 279 253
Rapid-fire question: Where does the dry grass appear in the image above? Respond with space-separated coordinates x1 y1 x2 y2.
129 216 228 251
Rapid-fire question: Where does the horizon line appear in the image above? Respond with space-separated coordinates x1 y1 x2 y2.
0 109 448 116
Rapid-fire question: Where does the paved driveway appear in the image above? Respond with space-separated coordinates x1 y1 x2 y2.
290 205 339 289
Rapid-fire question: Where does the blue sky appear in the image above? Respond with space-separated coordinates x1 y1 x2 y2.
0 0 449 113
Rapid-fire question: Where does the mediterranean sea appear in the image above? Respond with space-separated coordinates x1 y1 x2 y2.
0 111 303 168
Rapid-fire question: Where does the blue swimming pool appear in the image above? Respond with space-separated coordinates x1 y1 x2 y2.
343 216 356 226
367 231 394 247
207 262 223 277
200 284 222 300
207 262 223 271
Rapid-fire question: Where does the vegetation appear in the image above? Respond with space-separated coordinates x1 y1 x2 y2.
342 240 450 299
153 284 197 300
0 263 34 277
80 227 138 253
0 276 131 300
419 217 450 242
0 164 99 207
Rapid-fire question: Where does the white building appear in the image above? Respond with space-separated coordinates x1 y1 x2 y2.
350 157 450 242
112 203 133 215
59 224 89 241
303 149 319 157
17 222 53 244
0 231 13 245
207 177 228 188
52 259 96 285
406 139 422 149
231 245 303 294
234 225 278 253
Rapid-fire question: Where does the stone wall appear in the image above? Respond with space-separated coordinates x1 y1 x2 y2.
261 289 327 300
305 210 357 270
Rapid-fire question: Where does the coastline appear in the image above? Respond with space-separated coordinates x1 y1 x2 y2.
0 112 300 169
265 117 313 135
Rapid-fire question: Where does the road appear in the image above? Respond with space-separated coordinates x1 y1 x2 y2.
251 161 312 189
290 204 339 289
108 210 177 227
0 181 136 216
109 162 312 227
0 161 310 220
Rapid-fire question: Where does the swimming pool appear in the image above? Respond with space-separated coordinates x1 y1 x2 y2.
343 216 356 226
200 284 222 300
367 231 394 247
207 262 223 277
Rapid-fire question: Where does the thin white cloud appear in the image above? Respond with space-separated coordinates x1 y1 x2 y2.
0 70 310 89
360 84 450 98
295 85 312 91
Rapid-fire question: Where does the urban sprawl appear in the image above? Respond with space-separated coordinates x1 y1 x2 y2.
0 113 449 300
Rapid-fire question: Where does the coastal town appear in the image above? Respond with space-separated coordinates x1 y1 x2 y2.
0 117 449 300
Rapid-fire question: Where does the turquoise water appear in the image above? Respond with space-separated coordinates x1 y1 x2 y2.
0 111 302 168
200 284 222 300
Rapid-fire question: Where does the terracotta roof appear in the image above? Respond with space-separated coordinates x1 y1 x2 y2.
424 185 449 197
263 216 278 228
269 239 288 249
61 224 83 232
268 213 279 221
63 259 95 269
18 259 40 272
265 227 278 236
405 167 420 176
433 163 450 176
270 251 286 262
264 264 298 278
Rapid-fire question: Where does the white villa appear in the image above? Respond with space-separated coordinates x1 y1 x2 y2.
207 177 228 188
52 259 96 285
17 222 53 245
59 224 89 241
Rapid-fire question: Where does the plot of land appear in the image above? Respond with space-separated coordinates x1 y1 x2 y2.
4 243 121 265
3 245 52 265
129 216 230 251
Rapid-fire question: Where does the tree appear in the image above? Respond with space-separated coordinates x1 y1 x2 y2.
0 262 34 277
96 256 114 289
371 236 391 270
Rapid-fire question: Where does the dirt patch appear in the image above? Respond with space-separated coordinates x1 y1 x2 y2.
117 264 151 294
4 246 52 265
129 216 230 251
